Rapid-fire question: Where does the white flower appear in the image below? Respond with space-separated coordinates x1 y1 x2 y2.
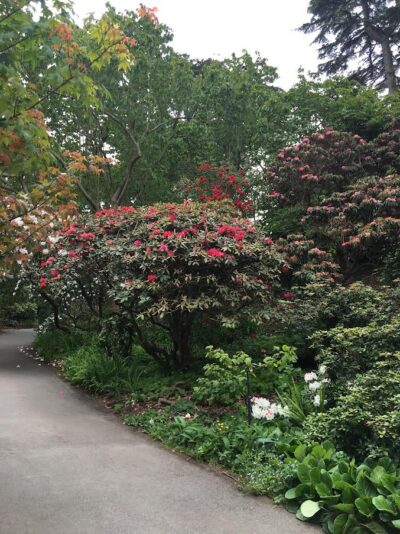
251 397 287 420
42 248 49 255
322 378 331 384
58 249 68 257
313 394 320 407
304 372 318 382
11 217 24 227
309 381 321 391
17 247 28 255
319 364 327 375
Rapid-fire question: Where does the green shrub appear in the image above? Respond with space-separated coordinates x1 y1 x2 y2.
311 320 400 400
192 346 253 405
303 358 400 459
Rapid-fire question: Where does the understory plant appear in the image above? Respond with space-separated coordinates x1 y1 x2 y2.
284 441 400 533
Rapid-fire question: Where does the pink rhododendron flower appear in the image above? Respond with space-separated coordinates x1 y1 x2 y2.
39 277 47 288
133 240 142 248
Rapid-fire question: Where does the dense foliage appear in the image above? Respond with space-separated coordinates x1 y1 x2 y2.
5 2 400 532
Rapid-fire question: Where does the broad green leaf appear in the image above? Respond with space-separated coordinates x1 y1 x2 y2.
372 495 397 515
364 521 390 534
333 513 348 534
300 500 321 518
355 497 375 518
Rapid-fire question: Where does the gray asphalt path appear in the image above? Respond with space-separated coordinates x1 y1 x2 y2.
0 329 315 534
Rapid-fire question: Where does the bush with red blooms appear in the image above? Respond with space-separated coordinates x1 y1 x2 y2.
29 201 282 368
27 206 137 336
181 163 253 213
264 130 367 206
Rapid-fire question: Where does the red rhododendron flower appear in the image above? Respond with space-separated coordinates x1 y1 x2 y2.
265 238 273 245
163 231 173 238
207 248 225 258
133 240 142 248
50 269 59 277
147 274 157 282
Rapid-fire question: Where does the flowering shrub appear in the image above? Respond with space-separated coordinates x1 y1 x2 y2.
304 174 400 268
264 130 367 207
274 234 341 287
30 201 282 367
107 201 282 367
181 163 253 213
27 205 137 342
303 365 329 409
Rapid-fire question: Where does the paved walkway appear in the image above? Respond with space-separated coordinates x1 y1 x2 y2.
0 329 315 534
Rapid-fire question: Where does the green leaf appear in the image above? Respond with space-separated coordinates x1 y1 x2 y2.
332 503 354 514
333 513 348 534
369 467 387 487
364 521 390 534
297 464 311 483
285 484 309 500
355 497 375 518
391 519 400 530
300 500 321 518
356 476 378 498
294 443 307 461
285 488 297 500
316 482 332 497
372 496 397 515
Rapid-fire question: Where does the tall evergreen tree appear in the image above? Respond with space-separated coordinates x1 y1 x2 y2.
301 0 400 93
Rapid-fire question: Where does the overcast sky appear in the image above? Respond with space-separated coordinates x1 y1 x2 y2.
74 0 319 89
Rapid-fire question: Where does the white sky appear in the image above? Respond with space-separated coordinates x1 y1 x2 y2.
74 0 319 89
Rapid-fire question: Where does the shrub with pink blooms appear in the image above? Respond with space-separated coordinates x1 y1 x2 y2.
264 130 368 208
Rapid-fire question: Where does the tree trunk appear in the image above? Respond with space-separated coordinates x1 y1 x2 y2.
169 312 193 369
381 37 397 93
360 0 397 93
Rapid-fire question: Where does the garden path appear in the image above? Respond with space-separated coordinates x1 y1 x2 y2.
0 329 316 534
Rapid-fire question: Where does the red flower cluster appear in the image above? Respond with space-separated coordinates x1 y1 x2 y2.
183 164 253 213
207 248 225 258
